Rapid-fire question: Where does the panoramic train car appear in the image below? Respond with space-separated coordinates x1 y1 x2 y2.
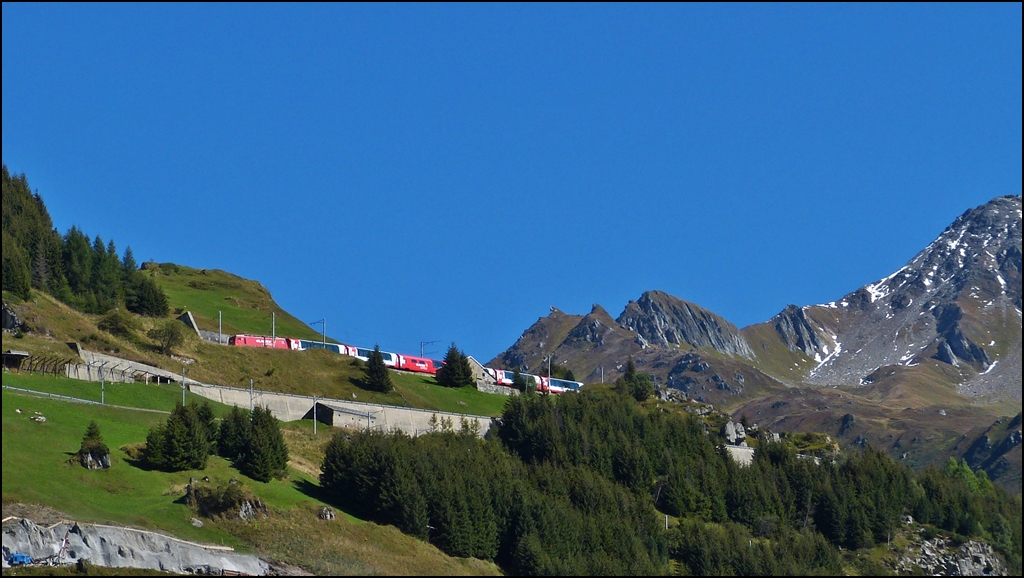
298 339 357 356
228 334 302 350
483 368 583 393
353 346 398 367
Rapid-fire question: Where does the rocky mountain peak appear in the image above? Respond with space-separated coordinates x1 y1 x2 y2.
799 195 1022 390
616 290 754 358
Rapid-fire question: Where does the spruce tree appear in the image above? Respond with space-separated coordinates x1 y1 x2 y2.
436 342 474 388
78 420 110 467
144 401 211 471
242 405 289 482
218 405 252 461
364 344 394 393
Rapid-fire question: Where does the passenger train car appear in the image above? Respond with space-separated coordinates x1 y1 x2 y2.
483 368 583 393
229 333 583 392
228 334 302 350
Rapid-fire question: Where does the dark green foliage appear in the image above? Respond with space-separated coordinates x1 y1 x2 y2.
243 405 289 482
2 230 32 299
78 420 110 464
147 319 186 354
319 386 1023 575
1 165 169 315
218 405 251 462
217 405 288 482
363 344 394 393
615 357 654 402
669 518 844 576
435 342 474 388
320 425 664 573
144 401 216 471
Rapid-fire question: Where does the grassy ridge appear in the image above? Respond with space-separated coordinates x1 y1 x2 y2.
1 385 500 575
146 263 324 341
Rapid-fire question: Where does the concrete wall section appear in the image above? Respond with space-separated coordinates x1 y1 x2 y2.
188 383 493 437
726 445 755 466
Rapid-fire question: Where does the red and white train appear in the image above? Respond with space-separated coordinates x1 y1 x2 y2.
227 333 583 393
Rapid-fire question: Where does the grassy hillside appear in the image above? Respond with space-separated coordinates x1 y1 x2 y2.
3 289 509 418
145 263 324 341
1 384 500 575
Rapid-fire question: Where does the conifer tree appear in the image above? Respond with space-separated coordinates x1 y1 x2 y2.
144 401 213 471
242 405 289 482
364 344 394 393
78 420 110 467
436 342 474 388
218 405 252 462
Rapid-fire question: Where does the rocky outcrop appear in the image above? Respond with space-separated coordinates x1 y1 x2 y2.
1 517 268 575
932 304 990 367
894 534 1006 576
722 421 747 445
616 291 753 358
78 451 111 470
771 304 825 356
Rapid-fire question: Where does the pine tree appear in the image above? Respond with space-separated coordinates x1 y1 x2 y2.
242 405 289 482
218 405 252 461
436 343 474 388
78 420 110 467
145 402 211 471
364 344 394 393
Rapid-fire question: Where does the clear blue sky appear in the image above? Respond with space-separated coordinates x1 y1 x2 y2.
3 4 1021 362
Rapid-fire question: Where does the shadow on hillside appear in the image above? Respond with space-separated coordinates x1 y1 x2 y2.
293 478 330 503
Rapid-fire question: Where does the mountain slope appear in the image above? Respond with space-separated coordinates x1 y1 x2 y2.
490 195 1023 490
749 195 1021 401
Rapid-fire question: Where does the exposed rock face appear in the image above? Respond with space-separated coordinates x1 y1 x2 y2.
79 451 111 470
563 305 614 348
1 517 269 575
778 195 1021 396
721 421 747 445
772 304 824 356
616 291 754 358
894 534 1007 576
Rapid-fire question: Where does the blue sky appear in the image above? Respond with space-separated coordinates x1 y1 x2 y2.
3 4 1021 362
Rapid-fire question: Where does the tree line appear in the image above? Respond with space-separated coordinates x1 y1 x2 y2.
320 387 1022 575
2 165 168 316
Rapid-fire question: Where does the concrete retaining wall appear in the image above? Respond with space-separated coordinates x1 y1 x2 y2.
189 382 494 437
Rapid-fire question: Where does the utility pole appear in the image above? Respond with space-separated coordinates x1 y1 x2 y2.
272 312 276 343
219 311 223 344
312 395 317 436
249 378 254 413
181 367 187 406
309 319 326 348
100 366 105 405
420 341 440 357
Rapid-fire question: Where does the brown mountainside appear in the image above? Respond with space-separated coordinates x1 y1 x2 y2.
489 196 1022 491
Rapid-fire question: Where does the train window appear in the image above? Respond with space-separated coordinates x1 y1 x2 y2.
356 348 371 357
504 371 515 380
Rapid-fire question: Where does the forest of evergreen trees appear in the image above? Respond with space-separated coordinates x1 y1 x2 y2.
1 165 168 316
321 389 1023 575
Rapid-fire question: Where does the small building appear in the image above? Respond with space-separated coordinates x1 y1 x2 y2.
2 350 30 371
